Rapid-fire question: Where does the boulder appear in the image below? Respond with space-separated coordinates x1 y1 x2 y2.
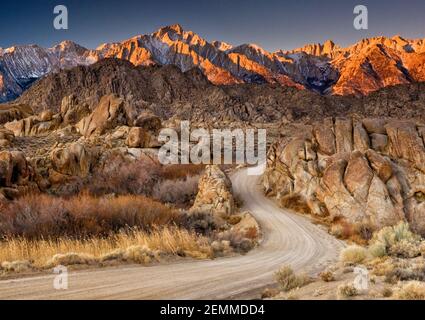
385 121 425 173
365 149 393 182
362 118 387 134
262 117 425 233
0 151 37 199
353 122 370 152
313 118 335 155
344 151 373 203
0 128 14 147
335 118 353 153
0 104 32 125
60 94 91 125
370 133 388 152
76 95 126 137
191 165 234 215
126 127 151 148
133 111 162 133
50 143 94 177
5 114 61 137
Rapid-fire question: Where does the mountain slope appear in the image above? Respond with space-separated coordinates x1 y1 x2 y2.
6 58 425 126
1 25 425 102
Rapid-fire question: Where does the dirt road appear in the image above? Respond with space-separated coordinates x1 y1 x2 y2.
0 166 343 299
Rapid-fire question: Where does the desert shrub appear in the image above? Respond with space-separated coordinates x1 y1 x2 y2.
395 281 425 300
160 164 205 180
320 269 335 282
178 211 219 235
0 227 212 268
369 222 423 258
211 240 232 257
153 175 199 205
226 215 242 225
216 230 254 253
274 266 310 292
385 264 425 283
370 257 395 276
389 239 422 258
368 242 387 258
0 194 178 239
280 194 311 214
87 156 161 196
261 288 279 299
1 260 33 273
337 283 358 299
330 221 355 240
46 252 96 267
339 245 368 264
382 287 393 298
356 223 374 241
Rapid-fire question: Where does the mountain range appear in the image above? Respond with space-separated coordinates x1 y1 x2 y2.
1 24 425 103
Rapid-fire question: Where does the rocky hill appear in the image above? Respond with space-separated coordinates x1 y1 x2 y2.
263 117 425 236
2 58 425 126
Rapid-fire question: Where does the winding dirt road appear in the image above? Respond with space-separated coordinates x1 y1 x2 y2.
0 166 343 299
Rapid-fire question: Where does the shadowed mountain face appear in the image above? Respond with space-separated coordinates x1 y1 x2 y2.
2 58 425 126
1 24 425 103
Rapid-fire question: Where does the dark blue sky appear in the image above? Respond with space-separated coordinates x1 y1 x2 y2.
1 0 424 51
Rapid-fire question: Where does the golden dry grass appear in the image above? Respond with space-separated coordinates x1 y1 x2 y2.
0 193 179 239
0 227 212 269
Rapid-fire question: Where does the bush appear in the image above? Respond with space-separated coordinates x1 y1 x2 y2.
389 239 422 258
280 194 311 214
368 242 387 258
261 288 279 299
216 230 254 253
382 287 393 298
0 194 178 239
395 281 425 300
320 270 335 282
153 175 199 205
1 260 33 273
274 266 310 292
178 211 219 235
385 264 425 283
46 252 96 267
369 222 423 258
160 164 205 180
339 245 368 264
87 156 161 196
330 222 355 240
337 283 358 299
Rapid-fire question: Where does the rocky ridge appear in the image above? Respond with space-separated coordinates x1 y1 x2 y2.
262 117 425 236
1 25 425 102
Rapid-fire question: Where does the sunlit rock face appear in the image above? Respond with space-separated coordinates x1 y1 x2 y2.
263 117 425 236
1 25 425 102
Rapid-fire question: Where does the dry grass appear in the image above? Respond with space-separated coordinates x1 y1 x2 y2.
339 245 368 264
0 227 212 269
280 194 311 214
320 269 335 282
0 193 178 239
395 281 425 300
160 164 205 180
87 155 161 196
275 265 311 292
337 282 358 299
153 175 200 206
